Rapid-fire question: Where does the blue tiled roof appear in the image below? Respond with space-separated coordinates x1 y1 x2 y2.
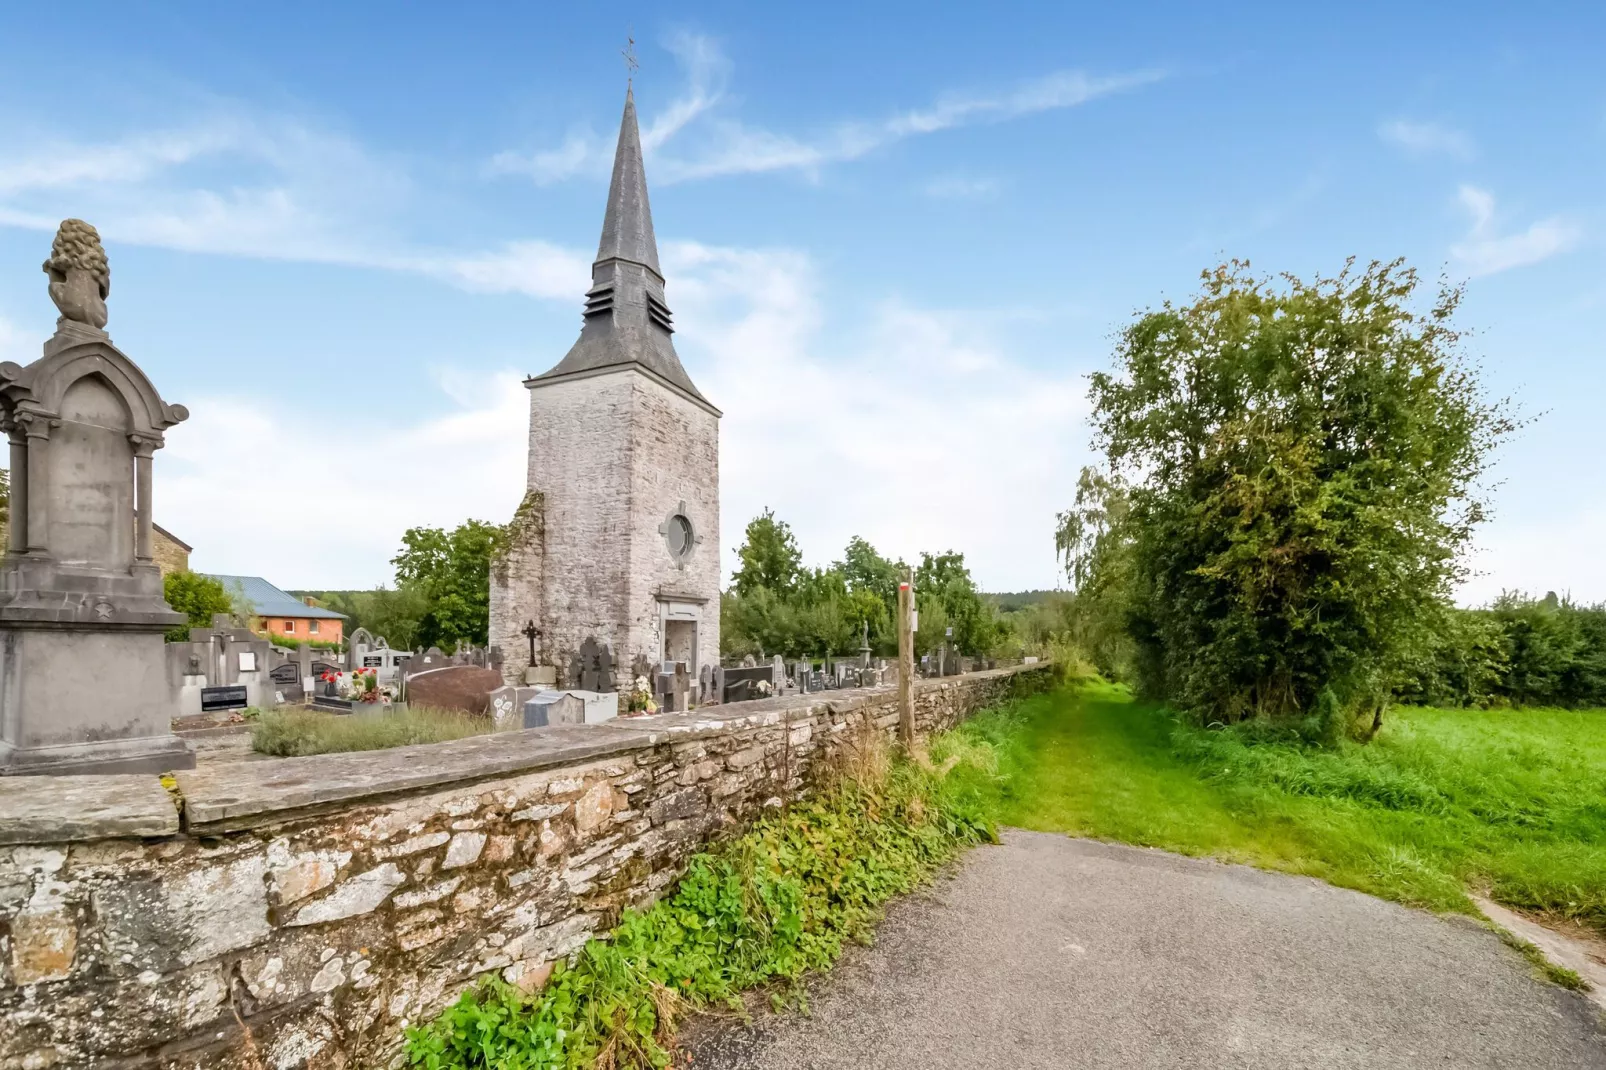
203 575 348 620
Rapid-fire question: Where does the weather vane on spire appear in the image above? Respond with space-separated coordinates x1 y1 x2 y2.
622 33 638 84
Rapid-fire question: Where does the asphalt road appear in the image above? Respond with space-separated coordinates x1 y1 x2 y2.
684 830 1606 1069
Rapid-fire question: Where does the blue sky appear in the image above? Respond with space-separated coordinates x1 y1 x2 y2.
0 3 1601 600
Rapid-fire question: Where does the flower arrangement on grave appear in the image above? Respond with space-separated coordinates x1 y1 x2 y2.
754 679 773 697
625 675 658 715
319 668 381 703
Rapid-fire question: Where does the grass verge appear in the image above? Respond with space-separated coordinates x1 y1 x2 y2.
1491 926 1589 991
250 706 493 756
403 730 994 1069
948 682 1606 934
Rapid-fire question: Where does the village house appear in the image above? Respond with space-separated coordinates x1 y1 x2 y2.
152 523 190 576
204 573 347 644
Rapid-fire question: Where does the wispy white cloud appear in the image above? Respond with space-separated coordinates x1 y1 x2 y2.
493 34 1164 185
1450 184 1580 277
667 240 1087 590
0 113 410 266
487 130 599 186
1378 118 1475 159
0 125 245 195
159 370 529 588
0 111 601 302
641 31 730 151
924 174 1001 200
413 241 591 300
657 65 1164 183
488 30 731 185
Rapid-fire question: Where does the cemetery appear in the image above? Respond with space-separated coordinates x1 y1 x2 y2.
0 88 1054 1070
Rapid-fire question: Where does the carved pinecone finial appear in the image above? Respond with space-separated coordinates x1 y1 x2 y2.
42 218 110 329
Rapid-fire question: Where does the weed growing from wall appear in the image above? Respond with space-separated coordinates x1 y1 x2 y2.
403 728 996 1069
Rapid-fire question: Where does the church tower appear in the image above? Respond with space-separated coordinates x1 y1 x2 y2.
490 88 721 691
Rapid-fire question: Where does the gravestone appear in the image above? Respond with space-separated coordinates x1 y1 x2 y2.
489 684 540 729
269 661 303 703
570 637 617 692
720 664 774 704
672 663 691 711
699 663 718 706
524 691 585 727
405 665 502 715
0 220 194 775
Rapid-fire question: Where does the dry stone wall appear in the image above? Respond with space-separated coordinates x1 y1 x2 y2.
0 664 1051 1069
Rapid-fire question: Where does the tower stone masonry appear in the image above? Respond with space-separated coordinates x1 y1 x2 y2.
490 88 721 692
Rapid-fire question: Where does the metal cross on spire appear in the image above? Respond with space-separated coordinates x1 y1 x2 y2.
622 34 638 84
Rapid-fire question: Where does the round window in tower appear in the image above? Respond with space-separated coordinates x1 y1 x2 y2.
661 504 697 566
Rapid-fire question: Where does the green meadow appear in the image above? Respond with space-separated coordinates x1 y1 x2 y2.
945 683 1606 932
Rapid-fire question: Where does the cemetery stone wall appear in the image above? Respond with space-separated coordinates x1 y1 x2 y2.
0 663 1052 1069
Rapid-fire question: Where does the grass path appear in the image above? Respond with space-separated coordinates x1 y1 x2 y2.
944 682 1606 933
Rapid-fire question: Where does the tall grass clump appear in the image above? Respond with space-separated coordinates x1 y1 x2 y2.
250 706 493 756
403 722 995 1070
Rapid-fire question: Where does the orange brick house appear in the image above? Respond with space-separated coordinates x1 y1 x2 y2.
204 574 346 644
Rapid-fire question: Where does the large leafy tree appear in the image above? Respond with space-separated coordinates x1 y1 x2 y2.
914 551 1002 657
1076 260 1514 731
730 508 803 596
392 520 502 651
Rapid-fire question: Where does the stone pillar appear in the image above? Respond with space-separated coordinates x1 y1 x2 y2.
6 430 26 554
20 415 50 554
132 437 154 564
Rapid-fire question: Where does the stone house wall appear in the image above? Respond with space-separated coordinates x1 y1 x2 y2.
152 527 190 577
0 664 1052 1070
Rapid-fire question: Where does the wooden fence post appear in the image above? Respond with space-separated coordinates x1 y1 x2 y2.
898 570 915 748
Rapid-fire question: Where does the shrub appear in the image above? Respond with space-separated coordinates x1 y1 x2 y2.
162 570 234 642
250 707 491 756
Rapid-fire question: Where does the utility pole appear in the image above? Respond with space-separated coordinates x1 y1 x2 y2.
897 568 915 748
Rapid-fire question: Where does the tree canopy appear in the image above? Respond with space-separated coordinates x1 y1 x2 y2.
392 519 502 651
730 508 803 596
1063 259 1515 733
722 512 1009 661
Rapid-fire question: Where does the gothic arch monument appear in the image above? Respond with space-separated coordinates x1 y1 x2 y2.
0 220 194 774
490 88 721 690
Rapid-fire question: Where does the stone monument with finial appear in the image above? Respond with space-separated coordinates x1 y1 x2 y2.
0 219 195 775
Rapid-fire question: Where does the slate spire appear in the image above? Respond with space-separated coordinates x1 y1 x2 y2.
528 87 716 414
596 87 662 276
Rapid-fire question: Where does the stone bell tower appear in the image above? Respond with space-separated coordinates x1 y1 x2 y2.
0 219 194 774
490 87 721 689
